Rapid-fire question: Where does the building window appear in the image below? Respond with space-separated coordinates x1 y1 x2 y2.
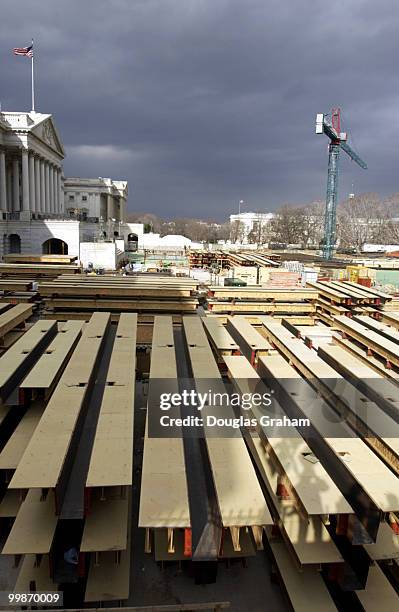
69 195 75 201
82 195 88 202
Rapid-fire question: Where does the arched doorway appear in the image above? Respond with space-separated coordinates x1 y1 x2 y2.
42 238 68 255
8 234 21 254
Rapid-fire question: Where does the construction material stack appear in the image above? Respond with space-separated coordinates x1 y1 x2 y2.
39 274 199 318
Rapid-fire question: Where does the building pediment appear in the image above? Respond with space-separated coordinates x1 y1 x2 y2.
31 116 65 157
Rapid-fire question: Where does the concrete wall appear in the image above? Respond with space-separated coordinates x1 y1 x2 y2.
79 242 118 270
0 219 81 258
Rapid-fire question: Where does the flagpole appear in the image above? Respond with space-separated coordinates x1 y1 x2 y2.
31 39 35 112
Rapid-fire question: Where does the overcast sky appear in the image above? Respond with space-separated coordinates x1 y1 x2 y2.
1 0 398 220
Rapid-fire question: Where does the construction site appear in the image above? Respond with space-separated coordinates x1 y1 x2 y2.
0 224 395 612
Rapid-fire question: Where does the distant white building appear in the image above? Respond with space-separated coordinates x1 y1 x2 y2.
64 177 127 223
140 233 192 251
229 211 274 243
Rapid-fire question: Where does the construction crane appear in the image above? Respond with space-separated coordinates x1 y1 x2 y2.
316 108 367 259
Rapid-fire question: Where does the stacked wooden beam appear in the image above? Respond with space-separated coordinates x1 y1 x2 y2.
40 275 199 317
3 254 78 265
305 279 396 323
188 250 229 269
206 286 318 316
0 279 39 306
0 263 82 278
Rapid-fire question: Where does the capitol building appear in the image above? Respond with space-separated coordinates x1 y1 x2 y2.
0 110 134 259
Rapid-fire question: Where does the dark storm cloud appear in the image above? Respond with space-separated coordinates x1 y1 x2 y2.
1 0 398 219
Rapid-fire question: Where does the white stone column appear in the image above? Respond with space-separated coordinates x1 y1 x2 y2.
51 166 56 214
40 159 45 214
45 162 50 215
55 168 60 214
48 165 53 214
6 164 12 212
35 156 40 213
12 158 20 212
29 152 35 212
21 149 29 211
0 150 6 212
58 170 63 215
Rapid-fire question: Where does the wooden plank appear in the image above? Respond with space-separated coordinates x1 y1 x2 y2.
343 281 392 301
329 281 378 303
207 301 315 314
0 280 34 291
21 321 84 392
2 489 57 554
151 315 174 347
39 283 193 298
0 320 57 400
379 311 399 330
139 419 190 528
0 303 33 338
364 522 399 561
333 314 399 367
226 315 272 365
266 529 338 612
352 314 399 344
201 317 239 354
84 529 131 602
307 281 350 304
139 317 189 528
44 298 197 312
318 343 399 422
14 554 55 592
0 263 81 274
86 314 136 489
81 496 129 552
333 334 399 385
208 287 317 301
249 435 343 566
4 254 78 264
356 563 399 611
0 402 43 469
0 489 22 517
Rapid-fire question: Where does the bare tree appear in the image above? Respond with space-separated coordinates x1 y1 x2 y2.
302 201 325 248
125 212 163 233
269 204 308 245
230 220 246 243
337 193 388 252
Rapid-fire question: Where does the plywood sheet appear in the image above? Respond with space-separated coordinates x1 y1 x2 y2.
356 564 399 611
21 321 83 389
364 522 399 560
201 317 239 352
266 532 338 612
2 489 57 554
81 497 128 552
14 554 55 592
0 489 22 517
0 403 43 469
0 320 56 391
84 547 130 602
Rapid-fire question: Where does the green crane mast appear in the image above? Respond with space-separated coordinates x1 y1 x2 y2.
316 108 367 260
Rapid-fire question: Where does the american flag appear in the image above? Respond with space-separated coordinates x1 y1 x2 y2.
13 44 33 58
